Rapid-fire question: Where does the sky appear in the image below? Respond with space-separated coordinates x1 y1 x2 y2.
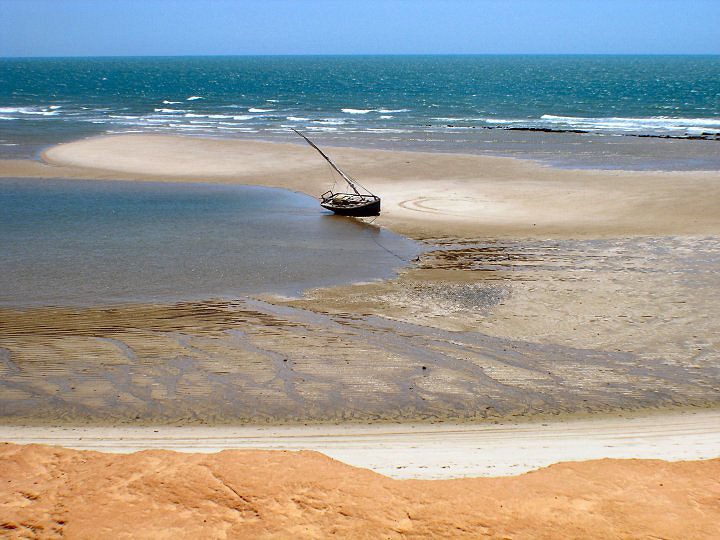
0 0 719 57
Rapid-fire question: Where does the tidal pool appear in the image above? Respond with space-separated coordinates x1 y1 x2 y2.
0 178 420 307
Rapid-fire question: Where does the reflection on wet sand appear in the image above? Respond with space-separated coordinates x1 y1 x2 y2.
2 234 718 425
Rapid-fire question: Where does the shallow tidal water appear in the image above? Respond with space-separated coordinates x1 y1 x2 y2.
0 178 420 307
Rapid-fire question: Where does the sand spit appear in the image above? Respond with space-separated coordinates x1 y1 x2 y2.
1 443 718 539
0 133 717 239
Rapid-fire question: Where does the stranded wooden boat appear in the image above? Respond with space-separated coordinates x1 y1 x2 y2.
292 129 381 217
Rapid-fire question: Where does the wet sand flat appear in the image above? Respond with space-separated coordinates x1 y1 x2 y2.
1 293 717 425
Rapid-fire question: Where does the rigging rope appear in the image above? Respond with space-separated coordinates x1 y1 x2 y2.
293 128 375 197
359 218 407 262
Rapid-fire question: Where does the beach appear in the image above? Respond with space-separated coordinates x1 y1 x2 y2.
1 409 718 479
1 133 719 536
2 134 719 423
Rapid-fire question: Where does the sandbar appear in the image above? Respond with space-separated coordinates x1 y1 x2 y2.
0 133 716 239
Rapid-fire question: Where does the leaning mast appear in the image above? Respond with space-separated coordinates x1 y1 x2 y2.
291 128 361 195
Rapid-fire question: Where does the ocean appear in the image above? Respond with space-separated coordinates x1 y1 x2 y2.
1 55 719 169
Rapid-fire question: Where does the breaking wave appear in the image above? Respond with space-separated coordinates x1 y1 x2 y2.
539 115 720 134
342 108 372 114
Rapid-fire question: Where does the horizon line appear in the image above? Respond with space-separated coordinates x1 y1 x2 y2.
2 52 720 60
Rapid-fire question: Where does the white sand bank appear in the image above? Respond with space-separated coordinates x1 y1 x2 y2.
2 410 717 479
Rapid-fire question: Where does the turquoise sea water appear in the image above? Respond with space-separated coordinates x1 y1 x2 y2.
0 178 419 307
1 55 719 168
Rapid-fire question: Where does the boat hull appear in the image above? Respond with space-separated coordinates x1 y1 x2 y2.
321 198 381 217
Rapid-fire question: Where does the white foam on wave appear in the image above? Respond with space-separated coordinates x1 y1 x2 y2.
154 108 185 114
232 115 255 121
485 118 525 124
143 118 176 124
0 106 59 116
248 107 274 113
342 108 372 114
540 114 720 133
286 116 309 122
184 113 238 120
687 126 720 135
163 100 182 105
186 96 204 101
266 99 279 103
0 116 14 121
315 119 346 125
362 128 411 133
343 108 409 115
168 123 205 130
379 115 394 120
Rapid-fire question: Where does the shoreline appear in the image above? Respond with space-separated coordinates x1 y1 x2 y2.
2 408 718 479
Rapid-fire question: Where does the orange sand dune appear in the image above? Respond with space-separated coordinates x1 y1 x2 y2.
1 443 717 539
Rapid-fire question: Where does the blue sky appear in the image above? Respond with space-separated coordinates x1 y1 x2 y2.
1 0 718 57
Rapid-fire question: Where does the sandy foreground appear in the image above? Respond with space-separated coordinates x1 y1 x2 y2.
1 444 718 539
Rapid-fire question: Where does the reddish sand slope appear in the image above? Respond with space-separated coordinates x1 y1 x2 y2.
1 443 718 539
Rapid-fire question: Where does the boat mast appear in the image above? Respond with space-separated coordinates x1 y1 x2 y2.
292 129 362 196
